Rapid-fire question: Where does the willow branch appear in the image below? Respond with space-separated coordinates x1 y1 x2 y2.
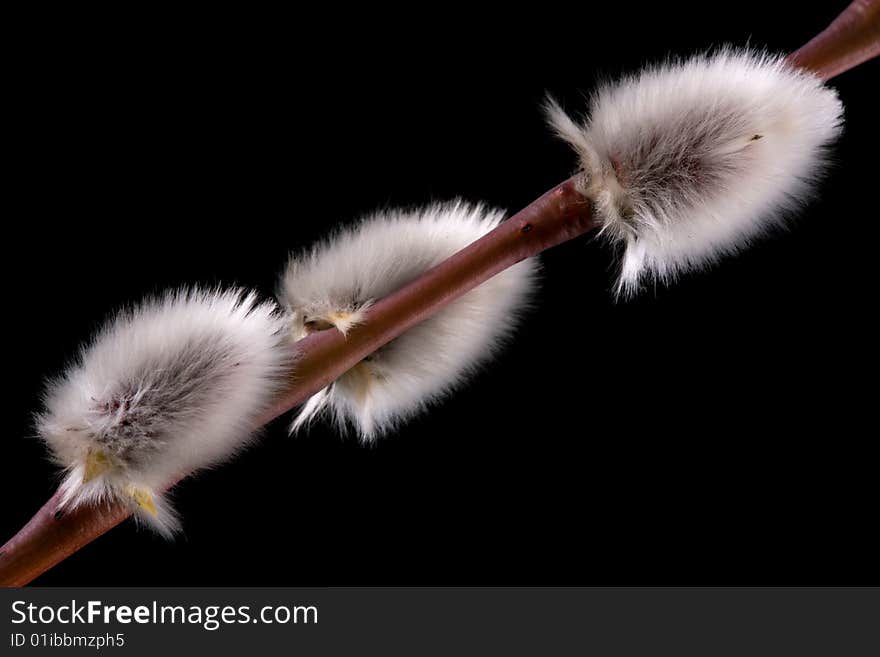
3 0 879 587
0 177 595 586
787 0 880 80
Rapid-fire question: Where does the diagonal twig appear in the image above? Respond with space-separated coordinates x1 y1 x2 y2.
1 0 877 586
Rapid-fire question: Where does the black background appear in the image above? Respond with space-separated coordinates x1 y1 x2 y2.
4 2 877 585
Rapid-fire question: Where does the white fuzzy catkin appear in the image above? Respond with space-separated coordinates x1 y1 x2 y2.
38 289 289 536
280 201 538 441
545 49 844 296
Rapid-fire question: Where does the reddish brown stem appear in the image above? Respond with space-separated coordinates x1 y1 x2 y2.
787 0 880 80
0 176 595 587
0 491 130 587
261 178 595 423
3 0 879 587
